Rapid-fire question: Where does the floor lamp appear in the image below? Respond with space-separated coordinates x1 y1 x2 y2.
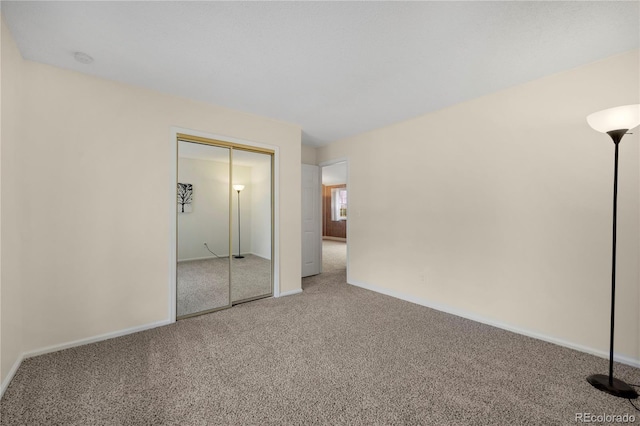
586 104 640 399
233 184 245 259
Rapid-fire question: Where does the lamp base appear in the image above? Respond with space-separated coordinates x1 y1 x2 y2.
233 255 245 259
587 374 638 399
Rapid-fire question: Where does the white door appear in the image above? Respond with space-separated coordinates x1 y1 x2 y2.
302 164 321 277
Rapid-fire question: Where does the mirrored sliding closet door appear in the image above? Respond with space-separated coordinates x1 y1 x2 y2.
177 136 273 320
177 141 231 318
231 149 272 303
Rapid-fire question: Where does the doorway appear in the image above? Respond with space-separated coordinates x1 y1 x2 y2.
175 135 274 319
321 161 347 274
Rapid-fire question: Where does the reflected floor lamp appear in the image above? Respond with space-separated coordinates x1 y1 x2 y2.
233 184 245 259
586 104 639 399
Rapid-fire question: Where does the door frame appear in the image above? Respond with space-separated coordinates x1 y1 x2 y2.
319 157 349 282
169 126 281 322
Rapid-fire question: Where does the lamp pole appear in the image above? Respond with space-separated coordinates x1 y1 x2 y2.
233 185 245 259
609 132 619 387
586 106 639 399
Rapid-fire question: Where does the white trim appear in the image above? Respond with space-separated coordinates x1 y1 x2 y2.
272 150 281 297
1 354 24 398
23 320 172 359
169 128 178 323
348 278 640 368
277 288 303 298
318 157 349 168
1 319 172 398
169 127 281 314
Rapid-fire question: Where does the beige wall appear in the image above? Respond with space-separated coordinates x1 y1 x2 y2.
0 19 301 367
1 17 25 388
318 50 640 363
302 144 317 165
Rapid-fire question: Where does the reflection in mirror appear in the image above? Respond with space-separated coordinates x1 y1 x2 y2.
177 141 230 317
231 149 272 303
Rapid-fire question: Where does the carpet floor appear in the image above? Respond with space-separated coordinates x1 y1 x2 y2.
321 239 346 273
1 240 639 425
177 255 271 317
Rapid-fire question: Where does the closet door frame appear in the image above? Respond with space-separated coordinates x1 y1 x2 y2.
169 128 278 323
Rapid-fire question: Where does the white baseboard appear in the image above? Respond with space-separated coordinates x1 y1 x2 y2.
23 319 172 359
178 255 228 262
250 252 272 261
277 288 303 298
323 237 346 242
1 353 24 399
1 320 173 398
178 253 269 263
348 279 640 368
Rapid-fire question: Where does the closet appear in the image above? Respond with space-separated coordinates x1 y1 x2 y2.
176 135 273 319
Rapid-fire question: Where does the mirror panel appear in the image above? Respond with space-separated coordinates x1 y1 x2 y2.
231 149 272 303
177 141 230 317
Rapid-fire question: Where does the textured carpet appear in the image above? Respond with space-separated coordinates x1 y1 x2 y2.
229 255 271 303
177 255 271 317
322 239 346 273
2 246 639 424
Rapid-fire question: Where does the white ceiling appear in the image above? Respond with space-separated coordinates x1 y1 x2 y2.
3 1 639 147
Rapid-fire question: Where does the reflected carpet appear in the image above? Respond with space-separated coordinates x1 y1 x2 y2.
177 254 271 317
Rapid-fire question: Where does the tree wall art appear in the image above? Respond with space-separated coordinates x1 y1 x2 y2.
177 183 193 213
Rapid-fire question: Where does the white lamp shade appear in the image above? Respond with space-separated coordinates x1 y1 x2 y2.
233 184 245 192
587 104 640 133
